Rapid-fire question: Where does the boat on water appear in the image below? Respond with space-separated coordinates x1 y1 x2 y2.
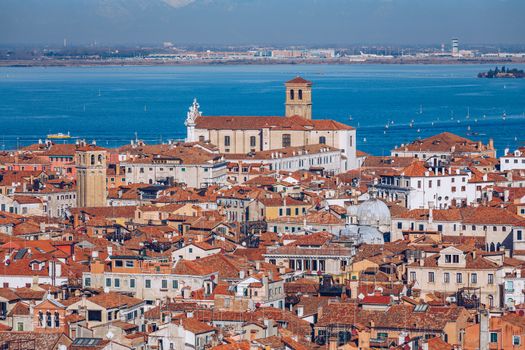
47 132 71 139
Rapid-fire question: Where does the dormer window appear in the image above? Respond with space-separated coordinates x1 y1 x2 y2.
444 254 460 263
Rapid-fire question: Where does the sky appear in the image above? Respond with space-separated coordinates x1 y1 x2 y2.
1 0 524 46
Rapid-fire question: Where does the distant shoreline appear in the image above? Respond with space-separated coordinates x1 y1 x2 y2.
1 57 525 68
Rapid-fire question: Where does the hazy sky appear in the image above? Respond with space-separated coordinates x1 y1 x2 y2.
1 0 524 46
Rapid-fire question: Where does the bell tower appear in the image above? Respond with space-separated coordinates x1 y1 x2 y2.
76 142 107 208
285 76 312 120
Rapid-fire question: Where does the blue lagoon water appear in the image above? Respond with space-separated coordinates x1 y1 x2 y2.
0 64 524 155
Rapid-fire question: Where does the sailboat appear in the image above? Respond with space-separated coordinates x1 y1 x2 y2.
502 112 507 121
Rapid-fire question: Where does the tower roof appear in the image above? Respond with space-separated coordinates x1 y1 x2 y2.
76 144 107 152
286 76 312 85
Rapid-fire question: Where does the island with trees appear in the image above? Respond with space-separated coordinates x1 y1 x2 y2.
478 66 525 78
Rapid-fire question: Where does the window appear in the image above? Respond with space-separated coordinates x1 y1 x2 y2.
456 273 463 283
115 260 123 267
282 134 291 148
444 272 450 283
224 136 231 147
437 224 443 232
17 322 23 331
490 332 498 343
145 280 151 288
445 254 451 263
286 208 291 216
319 136 326 144
471 273 477 284
161 280 168 289
172 280 179 289
130 279 136 288
84 277 91 287
397 222 402 229
298 89 303 100
289 89 295 100
513 336 521 345
250 136 256 147
88 310 102 322
428 272 435 283
105 278 111 287
518 230 523 241
453 255 459 263
410 271 416 282
114 278 120 288
125 260 134 268
488 274 494 285
417 180 422 189
54 312 60 328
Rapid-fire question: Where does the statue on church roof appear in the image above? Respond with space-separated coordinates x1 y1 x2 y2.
185 98 201 126
185 98 201 142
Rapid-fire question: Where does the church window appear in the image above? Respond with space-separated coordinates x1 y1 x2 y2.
290 89 295 100
97 154 103 165
298 89 303 100
46 312 52 327
319 136 326 144
224 136 231 147
282 134 291 148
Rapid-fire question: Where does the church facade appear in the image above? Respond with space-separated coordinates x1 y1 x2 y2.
185 77 357 171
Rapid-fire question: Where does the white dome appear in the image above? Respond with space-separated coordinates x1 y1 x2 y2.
340 225 384 244
346 204 359 216
356 198 391 227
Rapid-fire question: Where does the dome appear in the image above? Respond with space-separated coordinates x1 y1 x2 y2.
355 198 391 227
346 204 359 217
339 225 384 245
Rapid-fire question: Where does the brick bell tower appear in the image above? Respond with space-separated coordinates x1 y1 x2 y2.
285 76 312 120
75 142 107 208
